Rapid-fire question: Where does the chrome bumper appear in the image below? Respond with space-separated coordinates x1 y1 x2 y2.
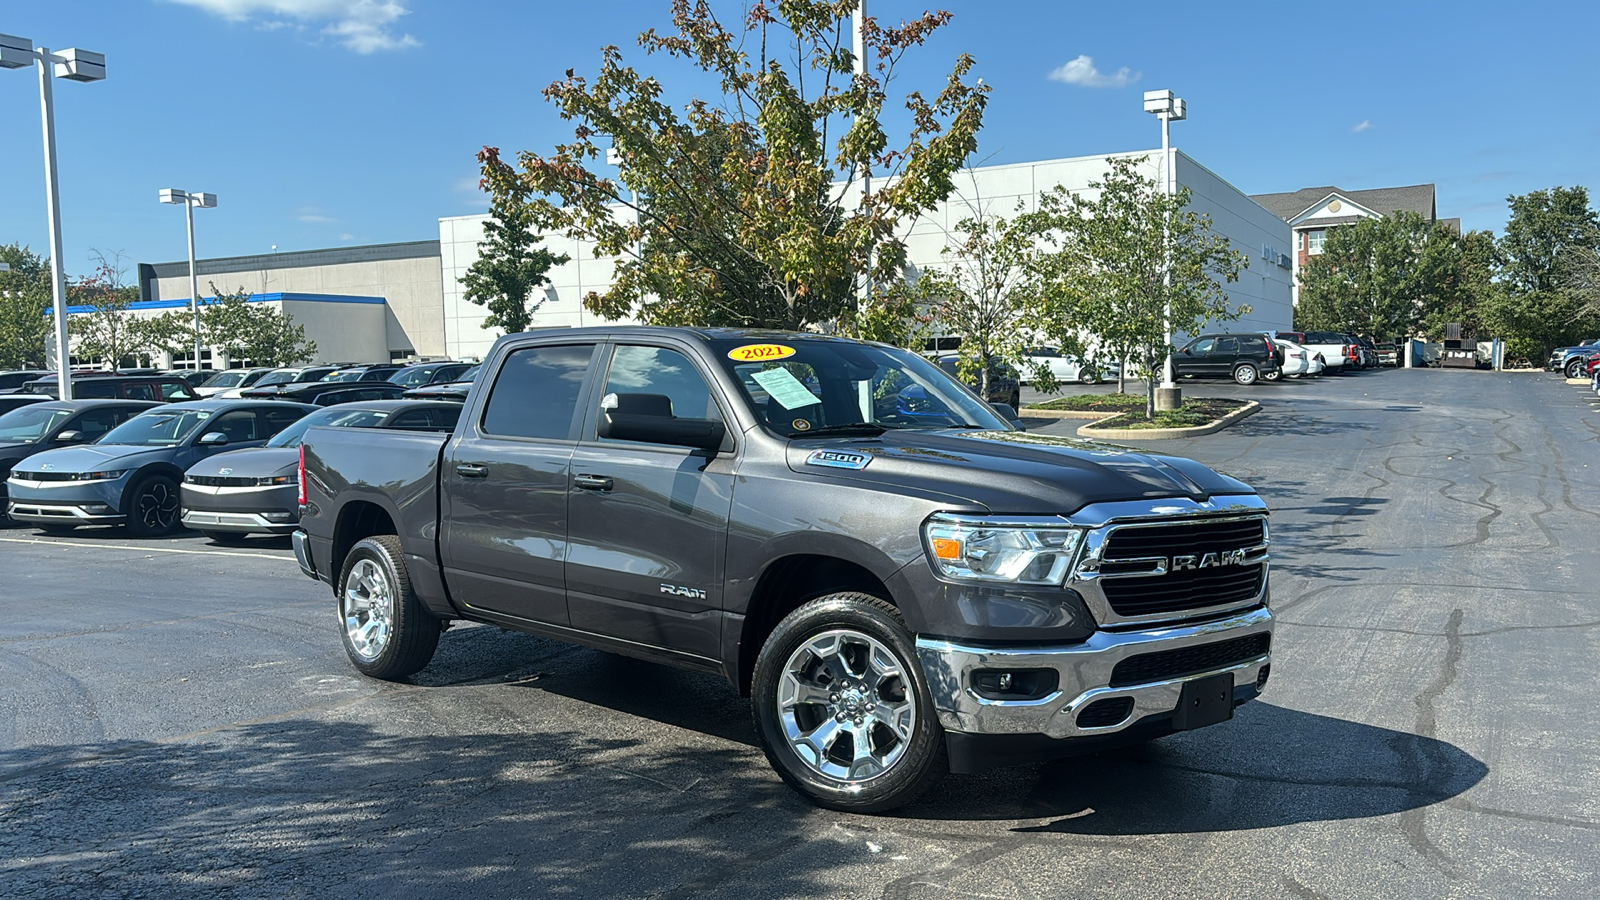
915 606 1273 740
292 529 318 580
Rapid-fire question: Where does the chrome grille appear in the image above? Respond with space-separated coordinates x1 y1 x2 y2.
1083 515 1269 621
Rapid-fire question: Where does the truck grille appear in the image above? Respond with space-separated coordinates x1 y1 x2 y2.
1096 517 1267 618
1109 633 1271 688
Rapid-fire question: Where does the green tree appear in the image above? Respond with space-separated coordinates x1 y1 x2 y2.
1295 212 1465 338
143 284 316 366
484 0 987 330
911 205 1039 398
65 254 145 368
462 149 571 334
1498 186 1598 294
1029 157 1249 417
0 244 55 369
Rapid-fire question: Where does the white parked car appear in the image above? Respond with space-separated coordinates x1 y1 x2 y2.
1267 339 1314 380
1021 346 1120 385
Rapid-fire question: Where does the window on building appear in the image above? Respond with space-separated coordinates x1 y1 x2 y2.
1307 230 1327 255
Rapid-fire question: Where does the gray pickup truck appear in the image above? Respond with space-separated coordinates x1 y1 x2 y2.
294 327 1274 812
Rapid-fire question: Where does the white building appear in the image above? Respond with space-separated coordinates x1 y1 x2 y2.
437 149 1295 358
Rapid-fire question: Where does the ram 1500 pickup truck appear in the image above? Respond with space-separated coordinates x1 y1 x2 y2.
294 327 1275 812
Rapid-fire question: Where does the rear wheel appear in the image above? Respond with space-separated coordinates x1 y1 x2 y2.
1232 363 1260 386
337 535 441 680
1262 368 1281 382
1077 368 1099 385
125 473 181 537
752 593 945 813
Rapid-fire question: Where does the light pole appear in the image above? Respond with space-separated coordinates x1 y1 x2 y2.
2 33 106 399
1143 88 1185 410
159 189 218 371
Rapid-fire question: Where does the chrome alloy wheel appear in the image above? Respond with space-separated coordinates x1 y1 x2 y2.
136 480 179 531
778 629 916 783
342 558 393 661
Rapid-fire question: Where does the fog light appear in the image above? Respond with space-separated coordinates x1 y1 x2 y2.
262 511 295 522
1256 664 1271 691
81 503 112 513
972 668 1059 701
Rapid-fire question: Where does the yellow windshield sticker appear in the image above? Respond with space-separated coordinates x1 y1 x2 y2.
727 343 795 362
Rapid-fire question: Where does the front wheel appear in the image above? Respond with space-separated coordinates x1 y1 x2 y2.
337 535 441 680
1233 363 1260 386
125 473 181 537
1566 359 1584 378
752 593 945 813
1077 368 1099 385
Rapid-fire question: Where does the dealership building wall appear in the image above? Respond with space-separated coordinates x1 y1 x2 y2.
437 149 1294 358
140 241 445 361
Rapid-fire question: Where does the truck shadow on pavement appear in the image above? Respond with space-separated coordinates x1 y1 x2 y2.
906 700 1487 834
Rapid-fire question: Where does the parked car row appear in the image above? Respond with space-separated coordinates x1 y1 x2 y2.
1 389 467 539
1548 339 1600 378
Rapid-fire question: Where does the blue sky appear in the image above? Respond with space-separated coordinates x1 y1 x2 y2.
1 0 1593 281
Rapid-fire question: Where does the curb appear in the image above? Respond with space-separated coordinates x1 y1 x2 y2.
1565 377 1592 386
1075 400 1261 440
1020 407 1122 420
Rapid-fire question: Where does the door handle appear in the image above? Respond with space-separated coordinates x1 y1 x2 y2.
455 463 489 479
573 474 613 491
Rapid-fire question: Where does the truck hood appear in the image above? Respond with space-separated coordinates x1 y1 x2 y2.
186 446 299 479
15 443 181 474
784 428 1254 515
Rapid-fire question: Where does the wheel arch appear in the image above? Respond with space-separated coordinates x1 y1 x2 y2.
331 498 400 588
120 463 186 513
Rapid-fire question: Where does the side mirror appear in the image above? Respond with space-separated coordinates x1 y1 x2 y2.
989 403 1025 431
197 432 229 446
53 430 84 443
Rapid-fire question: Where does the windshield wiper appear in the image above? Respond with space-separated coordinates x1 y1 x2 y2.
792 423 888 437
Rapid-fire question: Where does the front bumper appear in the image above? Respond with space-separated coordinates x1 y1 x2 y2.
915 605 1273 742
180 483 299 534
6 475 130 524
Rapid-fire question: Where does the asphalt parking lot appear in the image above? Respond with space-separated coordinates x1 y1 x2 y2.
2 367 1598 898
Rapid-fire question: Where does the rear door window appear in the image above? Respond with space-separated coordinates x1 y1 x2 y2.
123 383 157 401
1216 337 1239 355
480 345 596 440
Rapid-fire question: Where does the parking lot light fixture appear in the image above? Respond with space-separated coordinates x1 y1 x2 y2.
160 188 219 371
2 32 106 399
1144 89 1185 400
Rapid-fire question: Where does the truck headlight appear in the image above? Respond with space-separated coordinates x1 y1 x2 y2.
921 514 1084 584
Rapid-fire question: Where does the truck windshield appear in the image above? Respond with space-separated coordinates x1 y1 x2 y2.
99 409 215 446
710 339 1010 437
0 405 72 442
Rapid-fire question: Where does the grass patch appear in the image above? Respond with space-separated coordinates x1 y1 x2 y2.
1084 398 1249 430
1028 393 1147 411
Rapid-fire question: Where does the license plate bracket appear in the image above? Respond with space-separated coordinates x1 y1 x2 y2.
1172 672 1234 730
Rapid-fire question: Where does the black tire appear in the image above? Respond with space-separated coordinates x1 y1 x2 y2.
204 531 248 545
751 592 945 813
1077 368 1098 385
1008 391 1021 411
125 473 182 537
1262 367 1281 382
1232 363 1260 386
337 535 441 680
1566 359 1583 379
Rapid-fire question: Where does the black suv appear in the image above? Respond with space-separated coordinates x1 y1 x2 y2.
241 380 406 406
1173 333 1281 385
20 374 200 402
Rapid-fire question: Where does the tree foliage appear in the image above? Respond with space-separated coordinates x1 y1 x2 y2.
1028 157 1248 416
0 244 55 370
65 253 144 368
1294 212 1467 338
144 284 317 367
483 0 987 330
1497 186 1599 294
463 149 571 334
911 204 1037 397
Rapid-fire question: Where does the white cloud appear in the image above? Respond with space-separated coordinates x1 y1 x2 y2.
339 232 355 241
1352 119 1375 133
167 0 420 54
296 206 337 224
1047 55 1140 89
